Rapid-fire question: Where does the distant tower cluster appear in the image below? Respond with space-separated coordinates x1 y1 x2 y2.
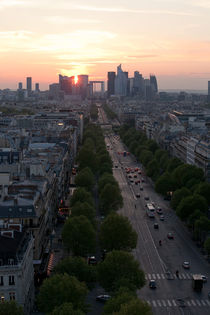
208 81 210 102
107 64 158 100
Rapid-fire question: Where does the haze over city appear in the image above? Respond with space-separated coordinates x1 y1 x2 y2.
0 0 210 90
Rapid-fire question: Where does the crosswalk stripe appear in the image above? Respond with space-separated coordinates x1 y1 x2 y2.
145 275 148 280
181 273 186 279
157 300 162 307
167 300 172 306
152 274 156 279
146 300 151 305
172 300 177 306
157 274 161 279
148 274 151 279
162 300 166 306
161 273 165 279
187 301 191 306
152 301 157 307
191 300 196 306
201 300 206 306
205 300 210 306
196 300 201 306
186 273 191 279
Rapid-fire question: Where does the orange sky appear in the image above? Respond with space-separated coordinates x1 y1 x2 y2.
0 0 210 90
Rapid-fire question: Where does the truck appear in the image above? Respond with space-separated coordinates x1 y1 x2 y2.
192 274 203 292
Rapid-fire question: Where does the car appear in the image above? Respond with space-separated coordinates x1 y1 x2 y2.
135 181 139 185
141 178 145 182
136 193 140 198
149 280 156 289
115 165 118 168
160 215 165 221
140 186 143 191
134 174 137 178
154 223 159 229
138 171 141 174
182 261 190 269
167 232 174 239
201 275 207 283
130 180 134 183
87 256 97 265
144 196 149 200
157 208 163 214
128 175 132 178
135 168 139 171
96 295 111 302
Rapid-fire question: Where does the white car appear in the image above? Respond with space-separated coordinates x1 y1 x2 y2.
182 261 190 269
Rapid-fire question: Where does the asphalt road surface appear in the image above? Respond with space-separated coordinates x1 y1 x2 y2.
105 133 210 315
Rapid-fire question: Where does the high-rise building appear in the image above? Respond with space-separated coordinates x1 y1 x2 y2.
18 82 22 90
133 71 144 97
150 75 158 93
26 77 32 92
107 72 116 97
208 81 210 102
115 64 128 96
35 83 39 92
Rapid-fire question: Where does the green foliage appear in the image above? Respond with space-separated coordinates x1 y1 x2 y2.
172 164 204 190
146 139 159 153
90 103 98 121
154 149 167 161
140 150 153 167
99 183 123 214
0 301 23 315
204 237 210 255
102 104 117 119
98 173 118 193
99 213 137 251
75 167 95 191
62 215 96 256
146 159 159 179
71 202 96 224
176 194 208 221
97 250 145 292
54 257 97 288
155 172 174 195
194 182 210 204
170 187 191 210
50 303 85 315
166 157 183 173
77 147 97 173
70 188 94 207
37 274 88 313
103 288 137 315
114 298 152 315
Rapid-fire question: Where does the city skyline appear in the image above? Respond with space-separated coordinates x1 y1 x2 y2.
0 0 210 90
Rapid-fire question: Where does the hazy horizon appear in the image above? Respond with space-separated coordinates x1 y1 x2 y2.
0 0 210 90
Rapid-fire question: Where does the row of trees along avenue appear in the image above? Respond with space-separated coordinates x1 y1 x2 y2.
119 125 210 257
35 122 152 314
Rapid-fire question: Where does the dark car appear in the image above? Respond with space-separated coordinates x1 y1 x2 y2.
160 215 165 221
144 196 149 200
96 295 111 302
140 186 143 191
87 256 97 265
154 223 159 229
167 232 174 239
136 193 140 198
149 280 156 289
182 261 190 269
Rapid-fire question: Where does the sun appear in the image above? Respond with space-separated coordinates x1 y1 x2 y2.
74 75 78 84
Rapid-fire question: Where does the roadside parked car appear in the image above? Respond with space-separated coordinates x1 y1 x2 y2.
96 295 111 302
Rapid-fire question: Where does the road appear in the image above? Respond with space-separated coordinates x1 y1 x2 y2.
105 133 210 315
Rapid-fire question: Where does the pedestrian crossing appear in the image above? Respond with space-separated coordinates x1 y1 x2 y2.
145 272 192 280
146 299 210 308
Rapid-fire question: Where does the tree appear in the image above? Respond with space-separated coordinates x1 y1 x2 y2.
99 213 137 251
146 159 159 179
155 172 174 195
176 194 208 221
170 187 191 210
147 139 159 153
98 173 118 193
167 157 183 173
77 147 97 173
172 164 204 190
97 250 145 292
51 303 85 315
100 183 123 214
194 216 210 243
103 288 137 314
154 149 167 162
54 256 97 289
70 188 94 207
114 299 152 315
71 202 96 224
0 301 23 315
194 182 210 205
204 237 210 256
37 274 88 313
62 216 96 256
139 150 153 167
75 167 95 191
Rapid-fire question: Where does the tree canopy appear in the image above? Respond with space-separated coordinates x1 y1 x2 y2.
51 303 85 315
99 213 137 251
37 274 88 313
114 299 152 315
75 167 95 191
0 301 23 315
70 188 94 207
170 187 191 210
71 201 96 224
176 194 208 221
97 250 145 292
99 183 123 214
62 215 96 256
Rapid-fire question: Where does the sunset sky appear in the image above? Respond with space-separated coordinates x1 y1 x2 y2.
0 0 210 90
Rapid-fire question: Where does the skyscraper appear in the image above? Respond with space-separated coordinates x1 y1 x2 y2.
115 64 128 96
208 81 210 102
150 75 158 93
35 83 40 92
18 82 22 90
26 77 32 92
107 72 116 97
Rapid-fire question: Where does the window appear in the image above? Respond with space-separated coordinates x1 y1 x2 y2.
9 292 15 300
9 275 15 285
0 277 3 286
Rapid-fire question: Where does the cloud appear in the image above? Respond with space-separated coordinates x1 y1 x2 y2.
73 4 195 16
0 30 33 39
0 0 27 9
44 16 100 25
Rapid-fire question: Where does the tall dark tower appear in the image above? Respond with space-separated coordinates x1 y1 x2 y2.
26 77 32 92
107 72 116 97
150 75 158 93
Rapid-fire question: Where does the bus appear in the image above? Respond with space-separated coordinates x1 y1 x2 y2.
146 203 155 218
